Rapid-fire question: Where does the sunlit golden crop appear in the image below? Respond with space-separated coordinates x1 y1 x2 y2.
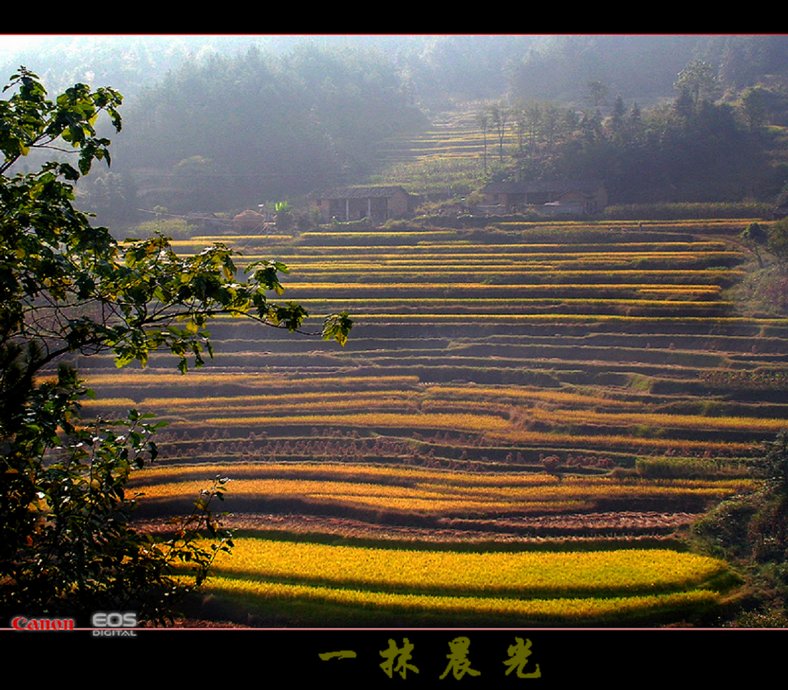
427 385 640 408
203 575 722 622
490 429 756 452
84 372 419 388
208 539 729 596
525 407 788 432
202 411 512 431
136 463 752 516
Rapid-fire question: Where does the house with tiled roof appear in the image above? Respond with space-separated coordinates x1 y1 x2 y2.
481 179 607 215
312 185 415 223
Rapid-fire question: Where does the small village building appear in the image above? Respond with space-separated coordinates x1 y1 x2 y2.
312 185 414 223
481 179 608 215
232 209 268 231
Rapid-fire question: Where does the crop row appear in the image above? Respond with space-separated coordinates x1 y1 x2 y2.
124 384 641 411
185 242 731 257
207 539 729 597
279 271 741 286
233 251 740 264
135 463 752 519
521 407 787 433
278 284 726 296
203 574 722 625
87 386 783 435
132 461 563 486
291 297 731 308
201 411 512 433
253 241 734 253
276 313 785 325
83 372 421 390
133 460 753 491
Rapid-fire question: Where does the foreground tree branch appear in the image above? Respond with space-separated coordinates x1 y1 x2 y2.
0 67 352 622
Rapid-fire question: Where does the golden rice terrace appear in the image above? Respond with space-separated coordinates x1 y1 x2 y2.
81 218 787 626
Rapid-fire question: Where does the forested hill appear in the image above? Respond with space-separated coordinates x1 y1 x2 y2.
5 35 785 109
2 34 786 217
507 35 788 105
111 46 427 212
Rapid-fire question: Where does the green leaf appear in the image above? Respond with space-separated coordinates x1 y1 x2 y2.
322 312 353 346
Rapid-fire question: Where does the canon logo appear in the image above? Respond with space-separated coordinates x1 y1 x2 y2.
11 616 75 631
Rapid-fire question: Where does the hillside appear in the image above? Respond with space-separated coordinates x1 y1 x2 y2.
373 93 786 207
373 104 492 195
3 35 785 218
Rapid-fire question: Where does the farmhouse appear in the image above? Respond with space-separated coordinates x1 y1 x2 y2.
312 185 415 223
232 209 268 231
481 179 608 215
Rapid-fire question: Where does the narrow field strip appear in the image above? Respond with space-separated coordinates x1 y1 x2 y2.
78 384 678 417
136 390 419 408
136 471 752 515
277 284 726 294
202 411 512 432
130 461 749 490
426 385 645 408
221 244 732 259
83 373 421 388
294 313 786 324
201 575 723 624
239 250 740 263
131 461 563 486
276 273 736 286
489 429 757 453
139 477 750 505
257 241 733 251
206 538 729 597
280 273 741 288
125 398 419 416
524 407 788 433
290 298 733 308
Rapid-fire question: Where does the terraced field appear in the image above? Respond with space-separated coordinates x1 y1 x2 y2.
375 105 493 192
81 219 787 626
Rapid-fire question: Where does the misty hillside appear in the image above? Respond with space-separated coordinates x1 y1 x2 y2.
4 35 785 106
2 34 787 218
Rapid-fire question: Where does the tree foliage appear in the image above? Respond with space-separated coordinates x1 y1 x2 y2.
691 432 788 623
508 36 787 105
767 218 788 265
740 222 768 267
496 78 779 205
0 68 352 621
116 45 426 212
674 59 720 106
